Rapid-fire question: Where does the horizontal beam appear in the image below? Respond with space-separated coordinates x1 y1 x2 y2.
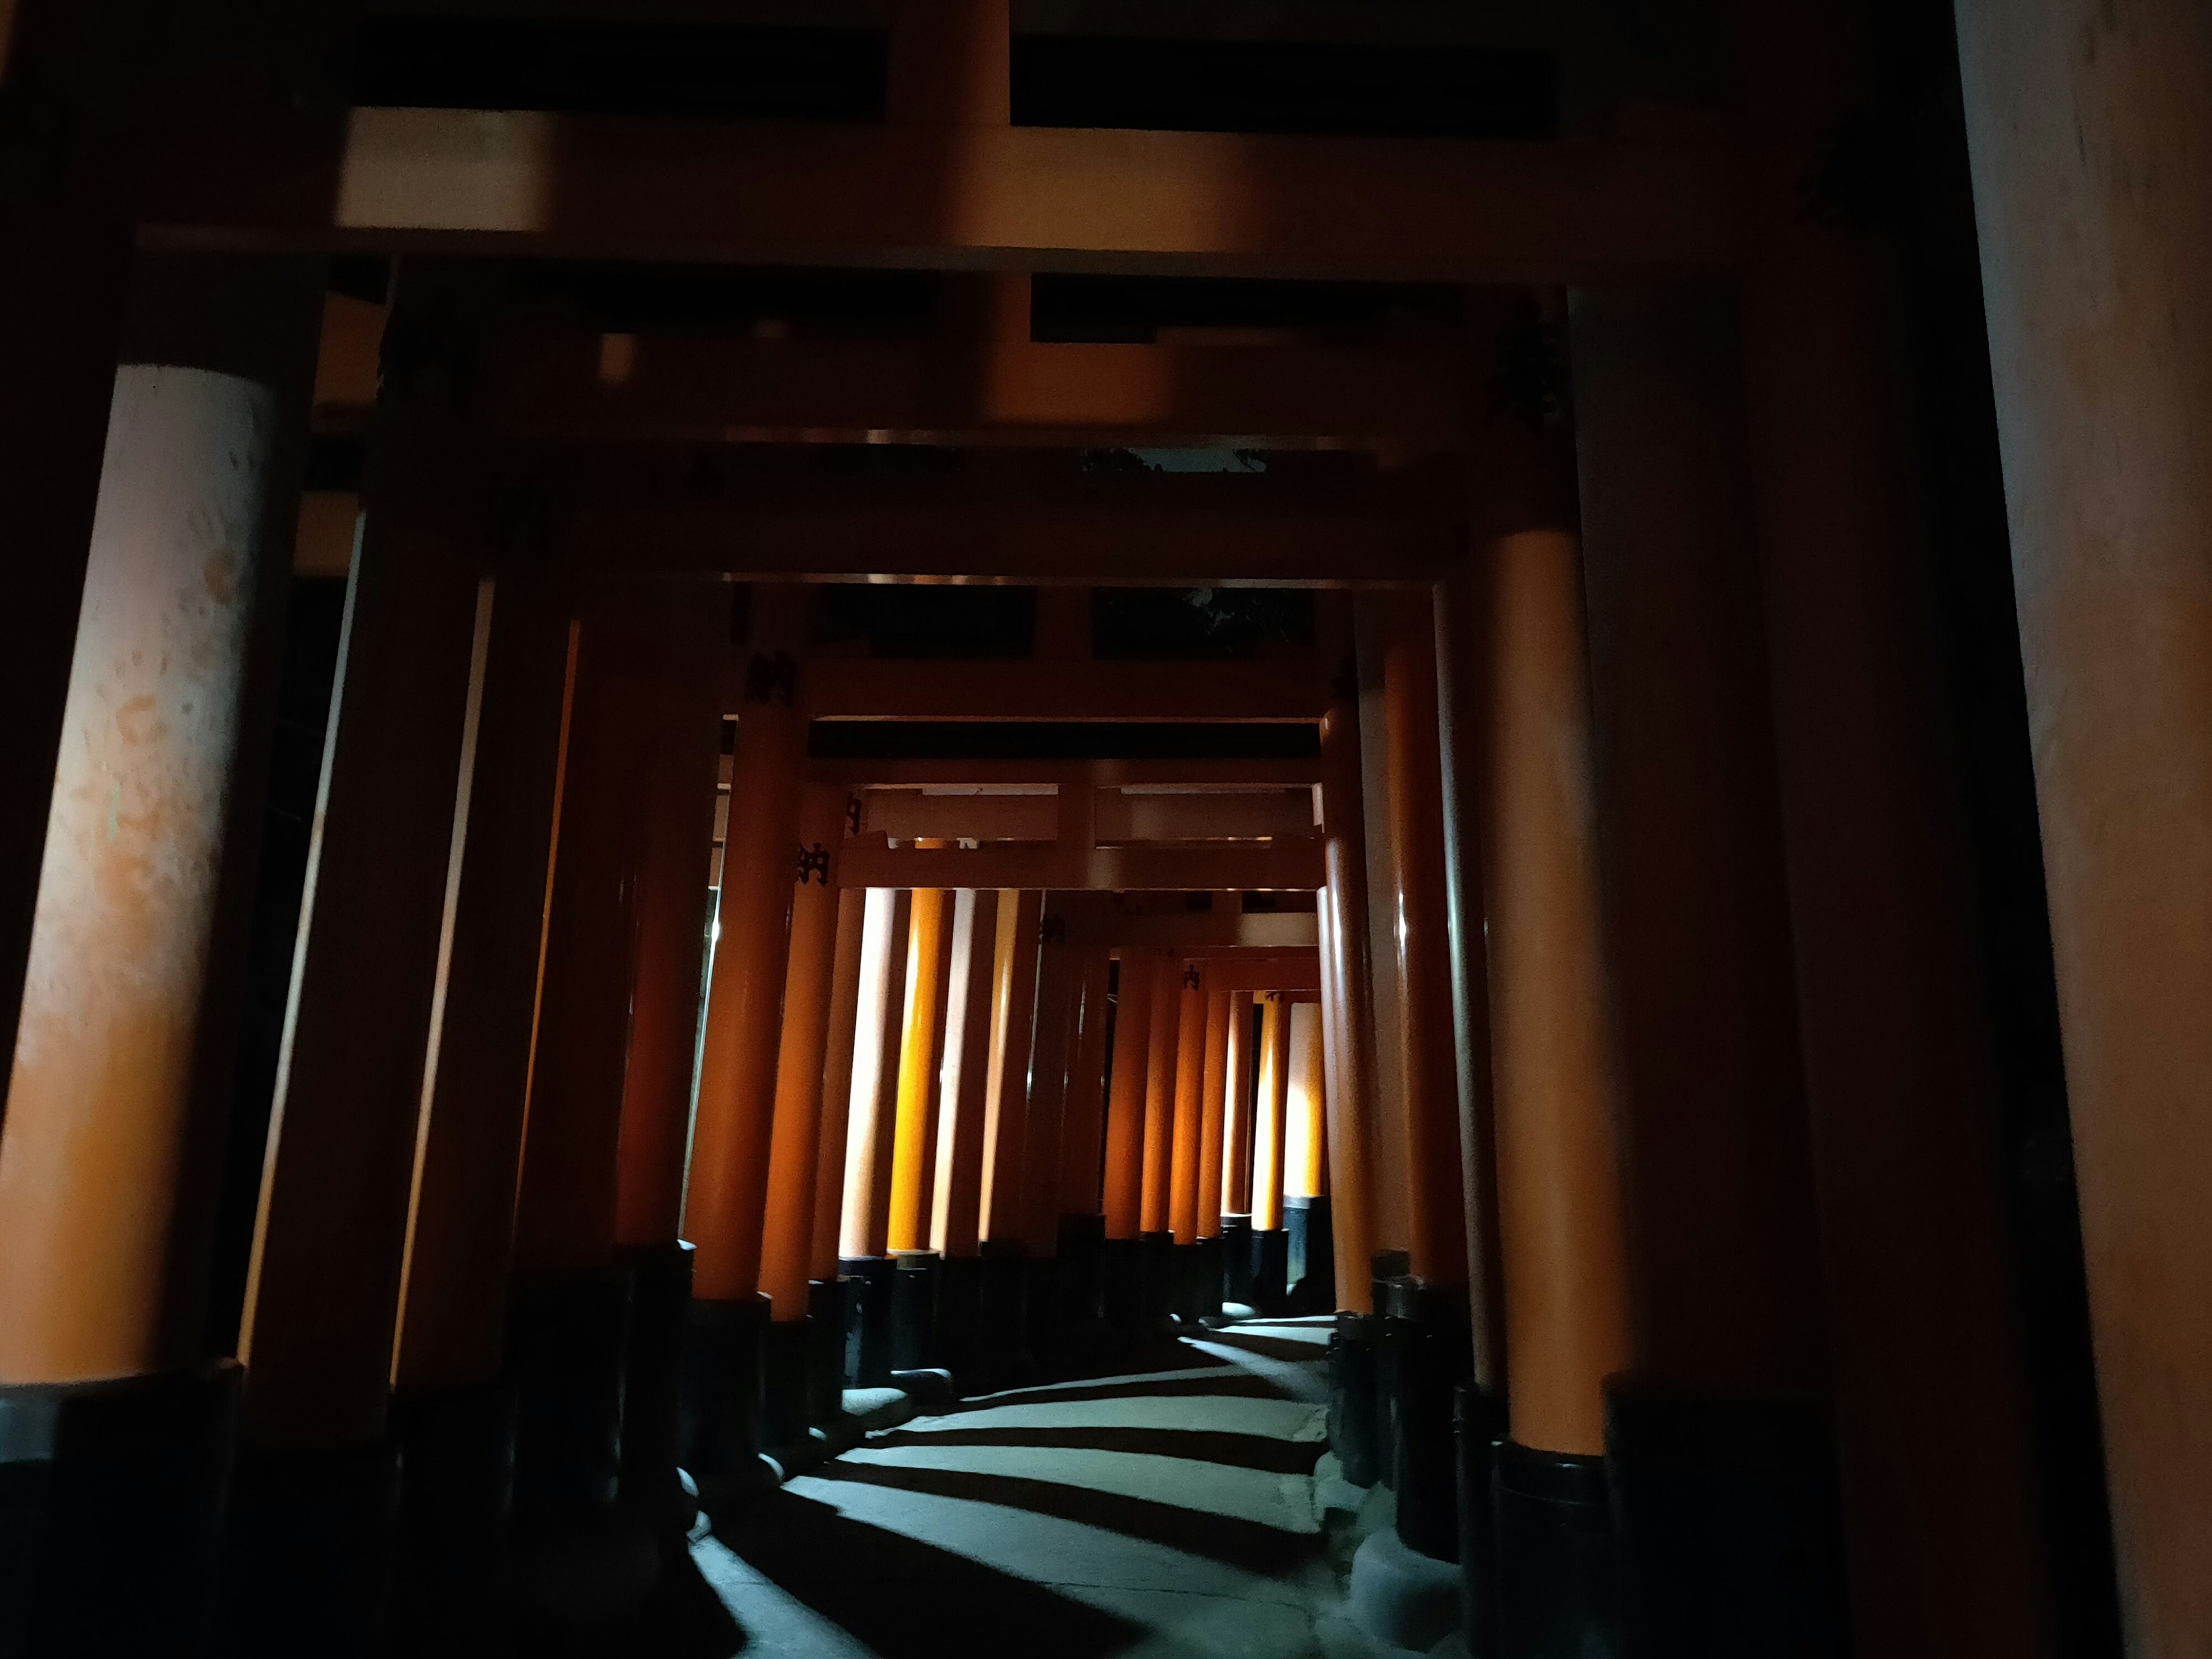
1058 909 1319 950
484 330 1469 450
778 658 1334 722
1179 954 1324 995
142 105 1736 283
810 757 1321 789
836 837 1321 892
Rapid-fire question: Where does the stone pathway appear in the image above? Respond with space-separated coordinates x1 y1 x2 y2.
683 1317 1404 1659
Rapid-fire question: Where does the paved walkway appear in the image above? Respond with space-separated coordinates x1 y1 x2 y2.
669 1317 1388 1659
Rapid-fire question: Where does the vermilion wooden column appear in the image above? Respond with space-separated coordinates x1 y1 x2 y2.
509 609 662 1282
931 889 999 1259
1056 949 1114 1226
980 891 1043 1244
237 395 492 1450
1318 679 1379 1314
1956 7 2209 1648
757 786 849 1319
887 887 951 1253
1286 1001 1330 1202
839 889 909 1259
1382 595 1470 1290
1018 915 1078 1255
1166 969 1209 1246
1139 956 1184 1238
685 598 809 1305
1219 991 1255 1221
1197 990 1234 1241
1251 993 1292 1230
1485 523 1633 1458
389 588 573 1397
1100 953 1154 1242
2 264 320 1390
611 594 728 1257
808 889 869 1285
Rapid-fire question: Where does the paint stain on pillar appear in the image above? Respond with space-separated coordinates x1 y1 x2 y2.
0 365 274 1384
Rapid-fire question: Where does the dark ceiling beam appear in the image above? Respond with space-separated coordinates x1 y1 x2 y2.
480 329 1471 450
140 104 1735 282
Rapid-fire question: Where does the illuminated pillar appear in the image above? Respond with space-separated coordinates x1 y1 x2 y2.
756 785 848 1448
1319 687 1378 1316
1198 989 1235 1240
1018 911 1078 1257
980 890 1043 1244
887 889 950 1253
759 786 850 1318
1167 969 1209 1246
1956 6 2212 1650
809 884 870 1285
0 255 319 1646
1139 956 1183 1236
930 888 999 1374
1219 990 1256 1222
680 594 807 1488
1250 993 1293 1310
836 887 910 1388
1099 950 1154 1335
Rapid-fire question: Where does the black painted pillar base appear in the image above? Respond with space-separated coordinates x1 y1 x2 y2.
389 1377 514 1649
1604 1379 1849 1659
1249 1226 1290 1313
1022 1253 1062 1367
1139 1230 1176 1330
1056 1213 1108 1355
617 1240 694 1533
217 1433 400 1657
979 1238 1029 1385
1455 1383 1508 1659
1384 1279 1473 1562
509 1267 659 1615
1169 1241 1207 1323
1374 1269 1408 1491
1 1365 238 1658
1194 1232 1226 1319
1328 1310 1382 1487
805 1278 849 1426
1219 1214 1255 1308
680 1291 769 1509
1285 1195 1335 1312
889 1249 941 1374
1494 1440 1618 1659
935 1253 986 1387
1099 1236 1144 1344
838 1256 895 1388
757 1317 813 1455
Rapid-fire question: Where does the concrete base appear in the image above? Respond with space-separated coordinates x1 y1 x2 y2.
1350 1526 1465 1654
0 1365 238 1657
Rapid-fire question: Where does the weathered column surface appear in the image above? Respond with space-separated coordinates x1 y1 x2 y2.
1955 3 2212 1649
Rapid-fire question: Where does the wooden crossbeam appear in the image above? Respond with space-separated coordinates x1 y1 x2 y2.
484 329 1471 450
141 105 1734 282
767 658 1333 722
1055 907 1319 950
835 836 1321 892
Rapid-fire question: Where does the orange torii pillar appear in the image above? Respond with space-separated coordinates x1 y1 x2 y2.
1051 946 1115 1341
837 887 912 1387
755 785 850 1450
1098 950 1157 1338
384 579 573 1633
1249 993 1295 1309
886 884 952 1370
1192 988 1238 1318
1014 908 1077 1328
930 888 1001 1378
503 592 686 1608
1139 954 1189 1329
802 882 868 1413
605 596 728 1536
229 316 516 1641
0 259 321 1647
1483 517 1634 1650
681 593 808 1494
1165 970 1218 1321
1372 590 1478 1569
1317 692 1380 1320
978 890 1043 1375
1283 998 1335 1308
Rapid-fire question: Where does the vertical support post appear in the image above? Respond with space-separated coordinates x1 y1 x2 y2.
1219 989 1255 1221
756 784 848 1448
1955 5 2212 1651
837 887 910 1388
887 889 951 1253
980 890 1043 1244
1319 674 1380 1315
